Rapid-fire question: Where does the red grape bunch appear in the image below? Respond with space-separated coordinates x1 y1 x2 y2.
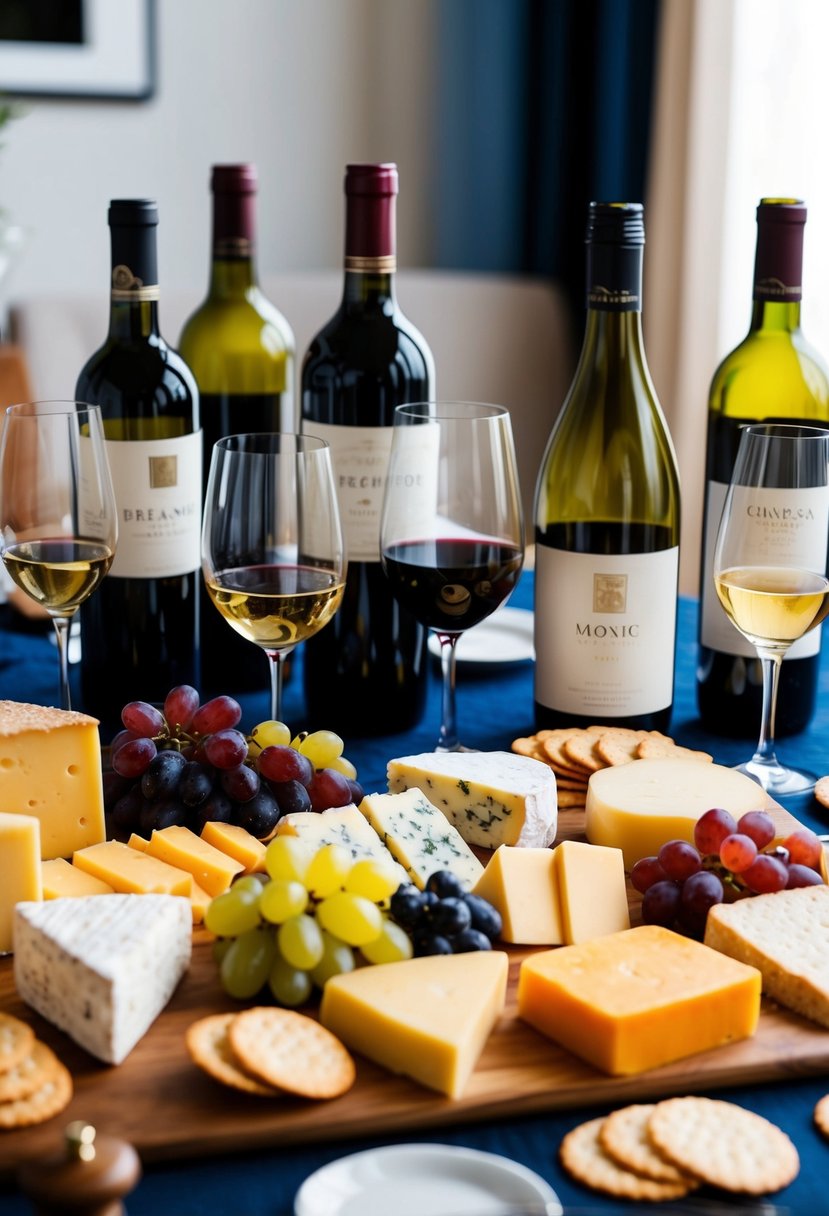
631 807 825 937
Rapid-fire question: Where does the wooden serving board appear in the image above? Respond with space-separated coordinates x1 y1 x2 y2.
1 801 828 1179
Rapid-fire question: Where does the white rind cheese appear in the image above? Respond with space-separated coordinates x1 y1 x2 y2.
358 789 484 889
387 751 557 848
14 894 192 1064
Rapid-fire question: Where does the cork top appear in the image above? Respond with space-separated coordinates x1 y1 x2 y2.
0 702 99 737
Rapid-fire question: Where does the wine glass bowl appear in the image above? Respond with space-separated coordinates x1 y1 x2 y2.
0 400 117 710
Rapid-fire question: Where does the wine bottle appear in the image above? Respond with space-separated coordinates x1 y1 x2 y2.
534 202 680 731
301 163 434 735
697 199 829 737
76 199 201 730
179 164 296 696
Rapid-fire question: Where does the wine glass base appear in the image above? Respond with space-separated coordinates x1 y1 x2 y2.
733 757 818 798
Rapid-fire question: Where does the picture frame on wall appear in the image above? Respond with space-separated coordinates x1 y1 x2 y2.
0 0 155 101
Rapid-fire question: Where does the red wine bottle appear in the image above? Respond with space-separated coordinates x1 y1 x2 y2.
301 163 434 735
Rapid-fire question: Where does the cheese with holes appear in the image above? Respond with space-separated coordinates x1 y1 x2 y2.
276 807 408 885
358 789 483 890
320 951 508 1098
585 759 769 869
201 821 267 872
0 701 105 860
387 751 557 848
41 857 113 899
14 894 191 1063
552 839 629 943
0 813 42 952
472 845 562 944
518 924 761 1075
144 825 244 897
73 841 192 895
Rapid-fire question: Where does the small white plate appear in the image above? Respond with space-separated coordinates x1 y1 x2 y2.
294 1143 561 1216
428 606 535 665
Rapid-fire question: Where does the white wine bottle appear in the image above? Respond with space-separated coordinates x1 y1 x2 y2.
534 201 680 730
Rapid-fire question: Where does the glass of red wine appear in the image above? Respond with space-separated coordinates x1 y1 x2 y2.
381 402 524 751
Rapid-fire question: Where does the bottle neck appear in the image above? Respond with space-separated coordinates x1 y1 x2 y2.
751 213 804 333
108 298 161 341
107 224 161 341
580 308 647 369
208 190 257 298
750 299 802 333
342 185 396 310
342 269 397 310
580 240 647 362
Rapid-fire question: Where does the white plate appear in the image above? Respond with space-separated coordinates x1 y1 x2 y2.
294 1143 562 1216
428 606 535 665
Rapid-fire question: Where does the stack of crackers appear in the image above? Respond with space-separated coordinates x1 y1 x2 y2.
512 725 713 810
0 1011 72 1130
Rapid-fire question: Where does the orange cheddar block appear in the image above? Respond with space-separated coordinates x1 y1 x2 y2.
472 846 563 945
73 841 192 896
42 857 114 899
189 881 211 925
127 833 150 853
145 826 244 897
0 812 42 952
518 924 761 1076
201 821 267 872
0 702 105 860
552 840 629 944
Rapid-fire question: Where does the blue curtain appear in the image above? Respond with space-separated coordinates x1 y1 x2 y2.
435 0 662 318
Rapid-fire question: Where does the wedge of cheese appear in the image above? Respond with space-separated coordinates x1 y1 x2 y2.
14 894 192 1063
276 807 408 886
73 841 193 896
0 701 105 860
387 751 557 848
320 951 509 1098
144 826 244 897
358 789 483 890
552 840 629 944
41 857 114 899
200 821 267 872
0 812 42 953
472 846 562 944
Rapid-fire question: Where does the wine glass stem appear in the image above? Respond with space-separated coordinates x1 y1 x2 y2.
438 633 460 752
52 616 72 711
752 648 783 767
267 650 285 723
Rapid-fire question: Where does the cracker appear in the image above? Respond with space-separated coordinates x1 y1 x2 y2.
555 775 590 791
542 737 593 777
814 1093 829 1139
563 734 605 773
0 1013 35 1076
0 1040 61 1104
599 1103 696 1185
559 1115 694 1202
229 1008 355 1100
648 1096 799 1194
185 1013 279 1097
636 737 713 763
556 789 587 808
595 730 651 767
511 737 540 758
815 776 829 810
0 1059 72 1129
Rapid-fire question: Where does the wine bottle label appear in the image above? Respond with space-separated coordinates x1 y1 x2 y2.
700 481 827 658
105 431 202 578
534 545 678 716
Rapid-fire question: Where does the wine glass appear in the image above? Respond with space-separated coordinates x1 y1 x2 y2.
713 423 829 796
201 433 346 723
0 400 117 711
380 402 524 752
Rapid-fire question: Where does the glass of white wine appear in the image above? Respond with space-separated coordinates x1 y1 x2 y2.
713 423 829 796
201 433 346 722
0 400 117 711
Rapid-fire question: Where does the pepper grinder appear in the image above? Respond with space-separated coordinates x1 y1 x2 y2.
17 1121 141 1216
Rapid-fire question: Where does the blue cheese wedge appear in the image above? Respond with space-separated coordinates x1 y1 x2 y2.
387 751 557 849
13 894 191 1065
358 789 484 890
275 807 409 886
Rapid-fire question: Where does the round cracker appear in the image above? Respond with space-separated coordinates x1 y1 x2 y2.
814 1093 829 1139
0 1059 73 1129
599 1103 697 1185
0 1013 35 1076
636 737 713 763
229 1008 355 1100
560 1116 694 1202
563 733 605 773
185 1013 279 1097
648 1097 799 1194
542 737 593 777
0 1040 61 1103
815 776 829 810
556 788 587 808
595 730 652 767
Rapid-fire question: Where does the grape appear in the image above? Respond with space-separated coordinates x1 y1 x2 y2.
205 886 261 936
191 695 242 736
782 828 823 870
641 880 681 927
719 833 758 874
203 729 248 771
306 845 354 899
269 956 313 1007
112 736 157 779
389 885 426 927
212 937 233 965
451 928 493 953
413 930 453 956
462 894 502 940
344 859 401 903
109 785 144 838
220 763 261 803
233 874 268 896
630 856 668 894
316 892 383 946
786 863 825 888
346 779 365 805
110 728 139 757
743 853 788 894
299 729 345 769
307 768 353 812
236 788 281 840
192 790 235 831
249 719 291 751
736 810 776 850
179 761 215 808
163 684 199 731
329 754 358 780
141 749 187 801
678 870 724 934
311 931 356 986
430 897 472 936
139 798 188 835
361 920 414 964
121 700 165 738
425 871 467 899
265 836 314 883
258 745 314 786
278 914 324 970
259 879 309 924
693 807 738 855
103 770 134 812
271 779 312 817
657 840 702 882
220 928 275 1000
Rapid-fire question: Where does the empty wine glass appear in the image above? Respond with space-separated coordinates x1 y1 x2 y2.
0 400 117 710
381 402 524 751
713 423 829 795
201 433 346 723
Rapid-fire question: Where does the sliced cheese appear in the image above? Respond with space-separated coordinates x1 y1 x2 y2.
585 759 769 869
188 881 212 926
387 751 557 848
0 701 105 860
358 789 483 890
518 924 761 1076
14 894 192 1064
0 812 41 952
201 821 267 872
471 845 562 945
320 951 509 1098
73 841 193 896
276 807 408 886
127 833 150 853
42 857 113 899
145 826 244 897
552 840 629 944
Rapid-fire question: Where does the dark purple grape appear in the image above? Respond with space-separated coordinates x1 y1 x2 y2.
203 728 248 771
678 870 724 935
307 768 352 812
420 891 440 915
425 871 466 899
235 788 280 839
109 785 144 839
220 764 261 803
736 810 776 850
190 695 242 736
430 897 472 936
110 728 139 757
630 856 668 894
112 737 157 779
743 853 788 894
462 893 502 940
141 749 187 801
258 745 314 786
163 684 200 731
121 700 165 738
139 798 188 836
271 779 312 817
641 879 681 927
694 807 738 856
450 928 493 953
103 770 134 811
346 779 365 805
413 930 453 956
192 789 235 831
390 885 426 927
786 863 824 889
657 839 702 883
179 761 215 808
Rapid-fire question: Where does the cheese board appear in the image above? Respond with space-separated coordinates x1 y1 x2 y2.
1 800 828 1181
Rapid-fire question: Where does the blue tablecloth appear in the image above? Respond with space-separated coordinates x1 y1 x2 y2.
1 577 828 1214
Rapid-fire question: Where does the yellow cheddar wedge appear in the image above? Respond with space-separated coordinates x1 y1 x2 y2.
320 951 509 1099
201 821 267 872
127 833 150 853
0 701 105 860
189 881 211 925
518 924 761 1076
472 846 563 945
0 812 42 952
73 841 192 896
552 840 629 944
145 826 244 897
42 857 114 899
